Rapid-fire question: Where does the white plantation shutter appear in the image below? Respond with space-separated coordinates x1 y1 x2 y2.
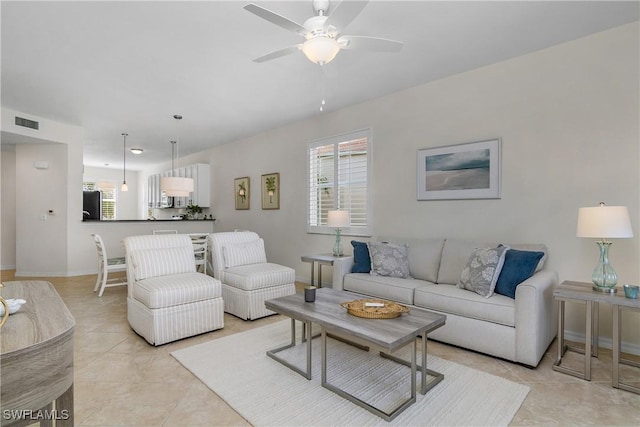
308 129 371 236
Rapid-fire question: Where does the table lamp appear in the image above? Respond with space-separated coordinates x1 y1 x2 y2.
327 210 350 256
576 202 633 293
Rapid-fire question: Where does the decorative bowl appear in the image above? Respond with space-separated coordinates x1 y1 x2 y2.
0 298 26 316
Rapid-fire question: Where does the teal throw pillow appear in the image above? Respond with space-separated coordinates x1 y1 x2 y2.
495 249 545 299
351 240 371 273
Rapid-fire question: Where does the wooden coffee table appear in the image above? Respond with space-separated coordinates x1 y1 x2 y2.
265 288 446 421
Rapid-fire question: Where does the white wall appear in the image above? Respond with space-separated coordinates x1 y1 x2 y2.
83 165 140 219
1 148 16 269
1 107 85 277
201 23 639 348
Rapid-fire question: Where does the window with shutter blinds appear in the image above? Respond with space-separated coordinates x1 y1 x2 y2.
307 129 371 236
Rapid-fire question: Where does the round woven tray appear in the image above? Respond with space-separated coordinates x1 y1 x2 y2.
340 299 410 319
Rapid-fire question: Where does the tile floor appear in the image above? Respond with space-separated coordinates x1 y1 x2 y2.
1 271 639 426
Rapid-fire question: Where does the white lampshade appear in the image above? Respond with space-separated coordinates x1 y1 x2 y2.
327 210 350 228
302 36 341 64
576 205 633 239
161 176 194 197
120 182 128 192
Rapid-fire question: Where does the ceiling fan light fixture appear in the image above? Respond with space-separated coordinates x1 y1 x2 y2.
302 36 340 64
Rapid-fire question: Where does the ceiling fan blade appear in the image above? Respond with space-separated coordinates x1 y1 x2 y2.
324 1 368 31
338 35 403 52
252 45 301 63
244 4 307 36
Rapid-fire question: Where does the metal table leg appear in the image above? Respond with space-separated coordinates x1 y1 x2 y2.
612 305 640 394
266 318 313 380
553 299 597 380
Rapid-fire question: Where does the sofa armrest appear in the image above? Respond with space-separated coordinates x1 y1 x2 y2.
514 269 559 366
331 256 355 291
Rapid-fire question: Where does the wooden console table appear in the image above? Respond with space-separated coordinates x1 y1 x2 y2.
0 281 75 426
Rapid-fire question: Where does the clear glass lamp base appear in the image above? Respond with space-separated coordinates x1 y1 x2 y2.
591 241 618 293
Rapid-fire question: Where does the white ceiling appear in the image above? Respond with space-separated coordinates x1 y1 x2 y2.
2 1 638 171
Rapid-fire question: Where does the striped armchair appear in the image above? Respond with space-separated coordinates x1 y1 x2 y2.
124 234 224 345
208 231 296 320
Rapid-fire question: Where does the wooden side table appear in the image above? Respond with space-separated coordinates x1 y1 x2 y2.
300 254 344 288
553 280 639 394
1 281 75 425
612 295 640 394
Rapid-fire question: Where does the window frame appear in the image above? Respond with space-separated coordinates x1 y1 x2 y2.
307 128 372 237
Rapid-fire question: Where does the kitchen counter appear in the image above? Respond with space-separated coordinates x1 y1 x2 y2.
82 219 215 222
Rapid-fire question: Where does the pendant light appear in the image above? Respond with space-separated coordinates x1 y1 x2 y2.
160 114 194 197
121 132 128 192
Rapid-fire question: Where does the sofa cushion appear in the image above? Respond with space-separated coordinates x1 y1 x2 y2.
458 246 508 298
495 249 545 298
414 283 515 327
367 242 411 278
222 238 267 268
437 239 489 285
222 263 295 291
134 272 221 309
407 239 445 283
343 273 427 305
351 240 371 273
132 246 196 281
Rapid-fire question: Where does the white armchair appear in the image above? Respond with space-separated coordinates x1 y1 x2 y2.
208 231 296 320
124 234 224 345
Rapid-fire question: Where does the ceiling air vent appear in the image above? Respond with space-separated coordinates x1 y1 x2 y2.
15 116 39 130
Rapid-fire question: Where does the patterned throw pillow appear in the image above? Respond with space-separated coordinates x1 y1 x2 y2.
367 242 411 279
458 246 509 298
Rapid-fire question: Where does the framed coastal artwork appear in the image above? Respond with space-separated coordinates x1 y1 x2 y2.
417 138 501 200
261 172 280 210
235 177 250 210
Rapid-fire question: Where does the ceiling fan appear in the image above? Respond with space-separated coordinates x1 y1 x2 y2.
244 0 403 65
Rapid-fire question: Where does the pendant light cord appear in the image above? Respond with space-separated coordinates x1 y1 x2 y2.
122 133 128 183
173 114 182 177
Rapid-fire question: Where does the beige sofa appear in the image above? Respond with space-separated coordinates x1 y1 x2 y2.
332 238 558 367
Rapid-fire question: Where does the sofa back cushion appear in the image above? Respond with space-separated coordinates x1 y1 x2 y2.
132 246 196 281
437 239 489 285
407 238 445 283
222 238 267 268
208 231 261 278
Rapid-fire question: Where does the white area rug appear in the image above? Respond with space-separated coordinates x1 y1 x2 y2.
172 320 529 426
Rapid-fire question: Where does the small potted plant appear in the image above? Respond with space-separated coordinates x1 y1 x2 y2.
186 204 202 220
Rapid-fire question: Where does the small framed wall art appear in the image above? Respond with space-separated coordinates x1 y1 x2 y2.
261 172 280 210
234 177 250 210
417 138 502 200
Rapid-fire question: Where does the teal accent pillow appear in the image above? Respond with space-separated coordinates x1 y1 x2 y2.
351 240 371 273
495 249 545 299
